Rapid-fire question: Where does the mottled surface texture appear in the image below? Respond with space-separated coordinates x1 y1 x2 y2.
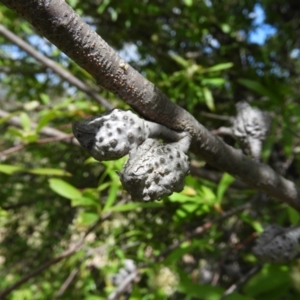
233 101 271 161
73 109 148 161
119 139 190 201
253 224 300 263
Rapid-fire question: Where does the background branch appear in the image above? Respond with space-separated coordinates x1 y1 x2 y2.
0 24 113 110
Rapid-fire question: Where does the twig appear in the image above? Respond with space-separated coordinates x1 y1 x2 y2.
0 144 25 157
0 135 74 158
55 254 88 298
200 112 233 121
211 126 234 136
107 271 137 300
0 24 113 110
221 264 262 299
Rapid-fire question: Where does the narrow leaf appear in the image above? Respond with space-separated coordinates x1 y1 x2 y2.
203 87 215 111
109 202 163 212
238 79 278 100
20 112 31 131
0 164 24 175
71 196 99 208
216 173 235 204
77 211 99 226
206 62 233 72
29 168 71 176
49 178 81 200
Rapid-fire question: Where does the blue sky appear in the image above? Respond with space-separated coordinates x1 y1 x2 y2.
248 4 276 45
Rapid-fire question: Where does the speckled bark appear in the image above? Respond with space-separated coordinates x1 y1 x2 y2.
1 0 300 210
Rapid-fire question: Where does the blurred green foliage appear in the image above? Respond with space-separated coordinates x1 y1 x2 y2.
1 0 300 299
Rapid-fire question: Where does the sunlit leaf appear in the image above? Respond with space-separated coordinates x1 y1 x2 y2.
203 87 215 111
183 0 193 6
103 179 119 212
206 62 233 72
48 178 81 200
0 164 24 175
71 196 99 207
20 112 31 131
39 93 50 104
7 127 24 138
216 173 235 204
202 78 226 86
36 111 62 131
77 211 99 226
170 54 191 68
29 168 71 176
221 23 231 33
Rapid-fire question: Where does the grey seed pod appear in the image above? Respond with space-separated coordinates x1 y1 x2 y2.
124 259 136 273
72 109 189 161
72 109 148 161
232 101 271 161
253 224 300 263
119 137 190 201
118 268 130 278
111 274 124 286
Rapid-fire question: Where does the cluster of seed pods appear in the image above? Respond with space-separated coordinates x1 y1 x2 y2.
73 109 191 201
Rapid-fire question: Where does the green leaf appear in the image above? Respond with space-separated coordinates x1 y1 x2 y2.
71 196 99 208
287 206 300 225
39 93 50 104
97 0 110 14
169 192 201 203
206 62 233 72
221 23 231 33
244 265 291 297
103 179 119 212
36 111 61 132
183 0 193 6
7 127 24 138
170 54 190 68
28 168 71 176
202 78 226 86
109 202 163 212
20 112 31 131
48 178 81 200
202 87 215 111
238 79 278 100
199 186 217 206
0 164 24 175
77 211 99 226
216 173 235 204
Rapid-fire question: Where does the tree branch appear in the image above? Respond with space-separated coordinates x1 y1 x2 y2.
1 0 300 210
0 24 113 110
